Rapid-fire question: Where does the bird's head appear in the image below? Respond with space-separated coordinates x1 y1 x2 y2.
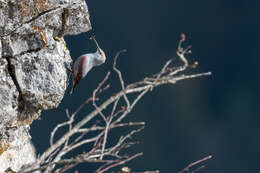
90 36 106 66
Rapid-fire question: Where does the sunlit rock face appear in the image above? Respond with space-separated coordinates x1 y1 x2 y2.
0 0 91 171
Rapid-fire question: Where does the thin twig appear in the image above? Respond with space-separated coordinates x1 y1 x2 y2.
93 72 111 122
100 116 113 160
77 122 145 133
179 155 212 173
113 49 130 108
97 153 143 173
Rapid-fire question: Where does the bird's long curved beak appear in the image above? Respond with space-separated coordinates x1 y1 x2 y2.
90 35 102 53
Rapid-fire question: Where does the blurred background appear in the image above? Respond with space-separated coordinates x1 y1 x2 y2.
31 0 259 172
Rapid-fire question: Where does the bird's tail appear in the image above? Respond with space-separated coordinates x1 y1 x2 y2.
70 79 80 95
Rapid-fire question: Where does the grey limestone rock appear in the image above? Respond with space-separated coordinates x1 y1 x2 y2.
0 126 36 172
0 0 91 171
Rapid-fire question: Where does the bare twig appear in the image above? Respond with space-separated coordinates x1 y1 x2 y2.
132 171 160 173
93 71 111 122
113 49 130 109
179 155 212 173
100 116 112 160
77 121 145 133
96 153 143 173
50 109 72 146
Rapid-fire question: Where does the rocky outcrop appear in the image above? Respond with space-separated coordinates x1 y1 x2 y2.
0 0 91 171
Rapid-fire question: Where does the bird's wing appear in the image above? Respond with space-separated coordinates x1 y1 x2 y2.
81 54 94 78
73 55 85 77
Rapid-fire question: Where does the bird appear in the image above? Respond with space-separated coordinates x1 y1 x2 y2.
70 36 106 94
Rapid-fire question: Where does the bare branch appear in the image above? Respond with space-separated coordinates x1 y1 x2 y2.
113 49 131 109
92 71 111 122
96 153 143 173
77 121 145 133
100 116 112 160
132 171 160 173
179 155 212 173
20 36 211 173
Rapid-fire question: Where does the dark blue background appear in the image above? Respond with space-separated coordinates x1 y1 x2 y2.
31 0 260 172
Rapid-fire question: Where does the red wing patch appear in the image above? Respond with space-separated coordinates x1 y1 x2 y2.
74 56 87 88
